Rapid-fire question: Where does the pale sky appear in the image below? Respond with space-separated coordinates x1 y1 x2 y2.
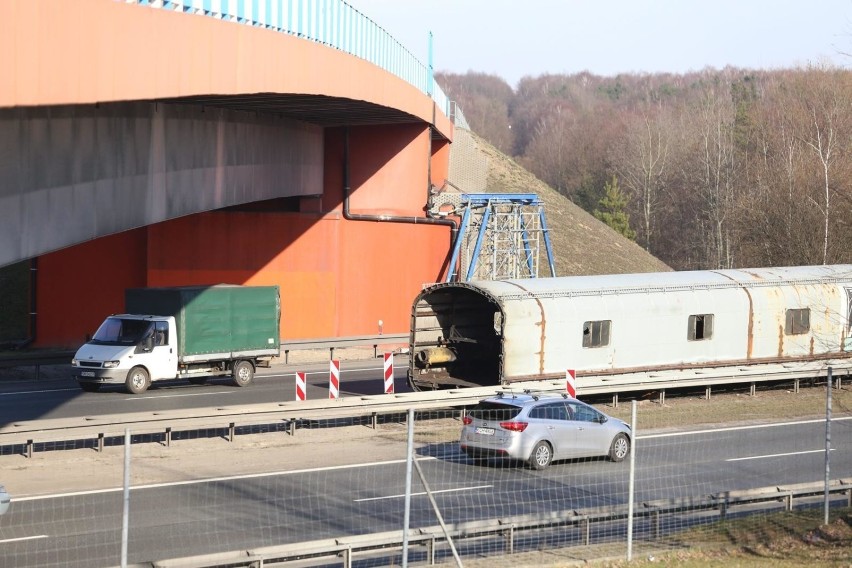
347 0 852 87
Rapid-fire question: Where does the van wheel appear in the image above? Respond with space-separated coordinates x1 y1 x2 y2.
125 367 150 394
529 441 553 470
232 360 254 387
79 382 101 392
609 433 630 462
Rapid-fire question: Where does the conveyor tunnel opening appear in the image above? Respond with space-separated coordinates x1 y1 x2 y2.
409 286 503 389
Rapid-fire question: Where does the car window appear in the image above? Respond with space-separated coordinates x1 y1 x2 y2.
469 401 522 422
575 405 601 423
529 402 569 421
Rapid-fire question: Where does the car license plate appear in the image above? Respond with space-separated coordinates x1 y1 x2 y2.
475 427 495 435
81 371 95 377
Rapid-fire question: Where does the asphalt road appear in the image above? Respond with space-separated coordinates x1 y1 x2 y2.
1 417 850 568
0 360 412 424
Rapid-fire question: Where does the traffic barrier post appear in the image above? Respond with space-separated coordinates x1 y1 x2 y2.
384 353 394 394
295 372 306 401
566 369 576 398
329 360 340 400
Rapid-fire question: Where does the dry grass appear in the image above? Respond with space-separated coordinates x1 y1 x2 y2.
600 382 852 431
473 131 671 277
593 509 852 567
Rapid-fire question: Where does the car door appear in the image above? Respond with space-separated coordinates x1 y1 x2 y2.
529 402 577 459
571 403 612 457
144 320 178 380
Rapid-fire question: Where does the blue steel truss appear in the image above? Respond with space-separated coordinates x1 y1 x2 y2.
446 194 556 282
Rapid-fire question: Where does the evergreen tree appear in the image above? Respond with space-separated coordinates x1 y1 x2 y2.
594 176 636 241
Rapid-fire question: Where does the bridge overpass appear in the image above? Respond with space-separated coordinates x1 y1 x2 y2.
1 0 468 347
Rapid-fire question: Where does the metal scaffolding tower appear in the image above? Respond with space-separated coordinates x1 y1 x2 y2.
435 193 556 282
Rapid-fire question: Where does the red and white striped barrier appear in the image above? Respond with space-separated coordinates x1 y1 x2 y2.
383 353 394 394
566 369 576 398
295 371 306 401
329 359 340 400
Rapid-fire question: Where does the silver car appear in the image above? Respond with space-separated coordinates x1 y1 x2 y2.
0 485 10 515
460 392 632 470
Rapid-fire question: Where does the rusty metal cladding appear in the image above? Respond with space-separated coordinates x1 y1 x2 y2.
408 265 852 391
501 280 547 375
710 270 755 359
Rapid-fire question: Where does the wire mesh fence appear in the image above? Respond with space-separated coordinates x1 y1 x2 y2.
0 379 849 567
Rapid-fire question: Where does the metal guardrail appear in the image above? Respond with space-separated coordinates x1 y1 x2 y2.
121 479 852 568
280 333 408 362
2 354 849 455
517 359 852 405
0 384 496 455
0 334 408 374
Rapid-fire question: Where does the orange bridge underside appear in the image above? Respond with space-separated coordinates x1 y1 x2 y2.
3 1 454 346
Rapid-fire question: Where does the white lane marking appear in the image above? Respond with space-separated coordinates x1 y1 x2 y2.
123 391 235 401
354 485 493 502
727 448 835 462
0 535 49 544
13 457 438 502
638 415 852 440
0 388 80 397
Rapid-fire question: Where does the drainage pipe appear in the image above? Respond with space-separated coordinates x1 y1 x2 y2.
341 127 459 276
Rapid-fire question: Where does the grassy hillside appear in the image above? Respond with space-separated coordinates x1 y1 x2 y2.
471 131 671 276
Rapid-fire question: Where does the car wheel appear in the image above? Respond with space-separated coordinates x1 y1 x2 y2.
232 360 254 387
125 366 150 394
529 441 553 470
79 382 100 392
609 433 630 462
188 377 208 385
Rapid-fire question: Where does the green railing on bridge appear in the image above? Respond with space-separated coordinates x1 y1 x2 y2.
128 0 468 129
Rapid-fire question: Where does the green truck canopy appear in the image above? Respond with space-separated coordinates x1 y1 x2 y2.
125 285 280 358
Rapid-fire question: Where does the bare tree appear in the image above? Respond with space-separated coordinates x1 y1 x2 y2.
612 110 671 253
793 67 849 264
682 86 738 268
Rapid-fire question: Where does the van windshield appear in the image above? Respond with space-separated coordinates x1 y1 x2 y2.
90 318 153 346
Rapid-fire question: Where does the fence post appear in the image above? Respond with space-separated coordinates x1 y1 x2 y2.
627 400 637 561
825 367 832 525
402 408 414 568
121 428 131 568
